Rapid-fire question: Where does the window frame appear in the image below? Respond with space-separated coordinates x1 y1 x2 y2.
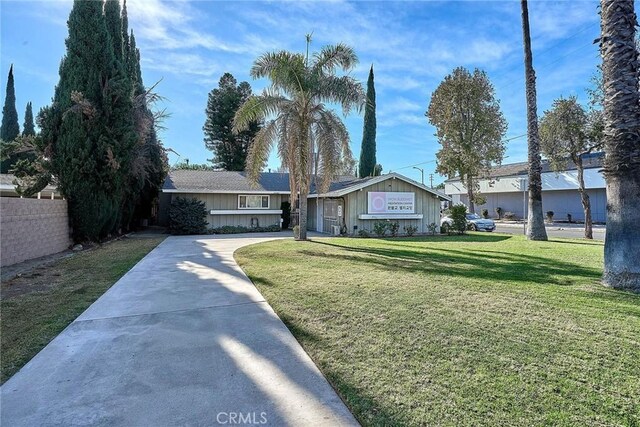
238 194 270 210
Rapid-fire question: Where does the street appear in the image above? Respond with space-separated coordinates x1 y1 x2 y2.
493 223 605 240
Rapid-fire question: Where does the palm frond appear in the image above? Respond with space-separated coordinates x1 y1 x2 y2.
312 43 359 74
233 92 289 133
245 118 279 184
314 75 366 115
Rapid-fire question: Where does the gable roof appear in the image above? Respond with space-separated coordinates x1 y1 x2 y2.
445 152 605 182
162 170 291 193
311 172 451 201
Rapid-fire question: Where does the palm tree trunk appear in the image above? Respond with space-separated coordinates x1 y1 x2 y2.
298 187 308 240
521 0 548 241
575 156 593 239
466 175 475 214
600 0 640 291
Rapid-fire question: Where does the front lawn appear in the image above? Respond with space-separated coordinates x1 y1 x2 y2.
0 236 165 383
236 234 639 426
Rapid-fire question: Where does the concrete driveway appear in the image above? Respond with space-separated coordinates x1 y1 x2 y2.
1 233 358 427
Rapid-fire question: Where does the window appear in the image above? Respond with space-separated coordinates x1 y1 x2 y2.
238 195 270 209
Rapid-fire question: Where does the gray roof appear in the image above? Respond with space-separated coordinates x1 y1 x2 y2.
0 174 57 191
162 170 291 193
445 152 605 182
163 170 451 201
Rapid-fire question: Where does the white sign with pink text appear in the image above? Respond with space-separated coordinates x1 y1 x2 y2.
367 192 415 214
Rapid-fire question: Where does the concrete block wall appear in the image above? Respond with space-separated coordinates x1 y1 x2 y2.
1 197 72 267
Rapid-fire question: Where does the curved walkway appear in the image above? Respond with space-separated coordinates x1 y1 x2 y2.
1 233 358 426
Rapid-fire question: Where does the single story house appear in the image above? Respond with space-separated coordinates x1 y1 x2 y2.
160 170 450 234
444 152 606 222
0 174 61 199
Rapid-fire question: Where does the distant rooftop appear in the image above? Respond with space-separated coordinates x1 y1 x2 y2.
446 152 604 182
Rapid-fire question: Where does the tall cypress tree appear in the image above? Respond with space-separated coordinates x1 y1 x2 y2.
358 65 377 178
23 102 35 136
1 65 20 142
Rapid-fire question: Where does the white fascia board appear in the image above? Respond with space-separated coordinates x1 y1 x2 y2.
358 214 424 220
209 209 283 215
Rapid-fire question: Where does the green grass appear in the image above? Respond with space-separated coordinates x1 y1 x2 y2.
0 236 165 383
236 233 640 426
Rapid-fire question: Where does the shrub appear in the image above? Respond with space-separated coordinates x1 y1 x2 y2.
450 204 468 234
293 225 300 239
209 225 281 234
440 222 451 235
358 229 370 238
495 207 503 219
481 209 489 219
373 221 388 237
427 223 438 235
503 211 516 221
389 221 400 237
404 224 419 237
280 201 291 229
169 197 208 235
546 210 554 222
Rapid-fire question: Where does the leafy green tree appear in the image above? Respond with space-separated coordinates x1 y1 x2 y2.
204 73 261 171
599 0 640 291
1 65 19 142
172 161 215 171
521 0 548 241
234 39 364 240
540 97 603 239
22 102 35 136
427 66 506 214
358 65 377 177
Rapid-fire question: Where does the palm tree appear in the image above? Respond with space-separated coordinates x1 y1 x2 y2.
233 39 364 240
599 0 640 291
521 0 548 241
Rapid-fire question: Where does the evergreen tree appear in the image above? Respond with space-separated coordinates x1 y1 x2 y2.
1 65 20 141
359 65 377 178
38 0 135 240
23 102 35 136
204 73 261 170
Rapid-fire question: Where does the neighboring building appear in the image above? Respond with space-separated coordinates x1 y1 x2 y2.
160 170 450 234
444 152 606 222
0 174 61 199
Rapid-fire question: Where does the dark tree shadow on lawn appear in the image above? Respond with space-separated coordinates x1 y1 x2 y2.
306 240 602 287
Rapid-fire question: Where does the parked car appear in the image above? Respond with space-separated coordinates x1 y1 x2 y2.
441 213 496 232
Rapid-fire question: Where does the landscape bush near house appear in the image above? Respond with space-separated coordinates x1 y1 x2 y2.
357 229 370 238
404 224 418 237
373 221 388 237
427 223 438 235
169 197 208 235
481 209 489 219
503 211 517 221
449 204 468 234
388 221 400 237
495 207 503 219
209 225 281 234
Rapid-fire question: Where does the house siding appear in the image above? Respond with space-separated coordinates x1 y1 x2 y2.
339 178 441 234
169 193 287 228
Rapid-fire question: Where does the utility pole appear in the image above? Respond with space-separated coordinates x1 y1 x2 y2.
429 174 434 189
412 166 424 185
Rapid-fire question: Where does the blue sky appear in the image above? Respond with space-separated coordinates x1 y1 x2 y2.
1 0 602 184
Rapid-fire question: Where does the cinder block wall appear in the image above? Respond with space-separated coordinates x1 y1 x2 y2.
1 198 72 267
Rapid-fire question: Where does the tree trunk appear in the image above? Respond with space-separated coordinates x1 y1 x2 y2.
466 175 475 214
298 187 308 241
575 156 593 239
600 0 640 291
521 0 548 241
